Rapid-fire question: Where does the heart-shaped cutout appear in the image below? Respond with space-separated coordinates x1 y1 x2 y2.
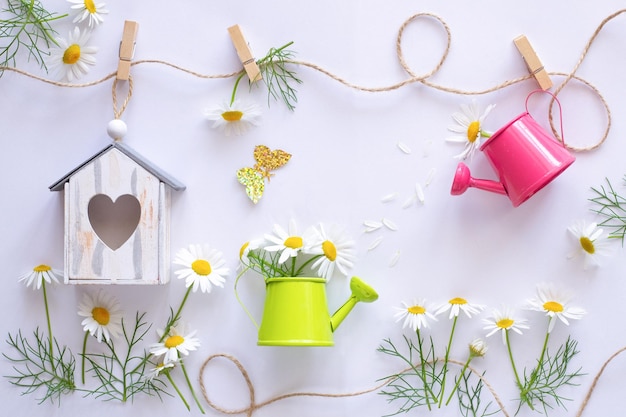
87 194 141 251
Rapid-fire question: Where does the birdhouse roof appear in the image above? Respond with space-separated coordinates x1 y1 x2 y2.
49 141 186 192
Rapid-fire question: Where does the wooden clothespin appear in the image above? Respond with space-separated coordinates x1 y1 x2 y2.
116 20 139 81
514 35 552 90
228 24 262 83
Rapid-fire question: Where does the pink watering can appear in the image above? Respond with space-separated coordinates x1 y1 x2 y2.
450 92 575 207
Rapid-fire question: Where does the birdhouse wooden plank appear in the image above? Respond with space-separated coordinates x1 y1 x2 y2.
50 142 185 285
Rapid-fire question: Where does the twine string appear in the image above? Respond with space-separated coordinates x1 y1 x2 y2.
198 353 510 417
112 75 134 120
1 10 624 150
199 346 626 417
574 346 626 417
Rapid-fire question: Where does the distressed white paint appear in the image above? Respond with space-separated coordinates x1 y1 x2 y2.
64 148 170 284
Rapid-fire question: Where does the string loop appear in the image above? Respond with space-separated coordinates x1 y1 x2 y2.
1 10 624 151
112 75 133 120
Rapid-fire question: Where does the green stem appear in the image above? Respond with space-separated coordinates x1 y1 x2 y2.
480 130 492 138
229 70 246 106
41 279 55 371
520 319 552 404
181 360 205 414
290 256 296 277
293 254 323 277
445 356 472 406
234 267 259 329
256 41 295 66
130 287 193 376
416 328 432 411
162 286 193 342
81 331 89 385
505 330 527 405
166 371 190 411
438 315 458 407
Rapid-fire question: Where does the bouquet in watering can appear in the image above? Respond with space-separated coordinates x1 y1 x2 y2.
238 219 356 281
236 219 378 347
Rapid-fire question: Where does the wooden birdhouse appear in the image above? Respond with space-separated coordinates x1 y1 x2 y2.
49 141 185 285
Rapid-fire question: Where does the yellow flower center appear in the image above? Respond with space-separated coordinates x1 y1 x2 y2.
322 240 337 261
191 259 212 276
408 305 426 315
579 237 595 254
467 121 480 143
239 242 250 259
34 264 52 272
284 236 303 249
222 110 243 122
164 335 184 348
84 0 96 13
543 301 564 313
449 297 467 305
63 44 81 64
92 307 110 325
496 318 514 329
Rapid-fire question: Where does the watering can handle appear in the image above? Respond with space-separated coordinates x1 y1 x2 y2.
234 269 260 330
525 89 566 147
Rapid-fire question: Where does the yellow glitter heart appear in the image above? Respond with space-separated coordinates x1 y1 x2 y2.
237 145 291 203
253 145 292 179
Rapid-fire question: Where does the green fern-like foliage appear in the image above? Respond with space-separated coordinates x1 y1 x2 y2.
4 328 76 403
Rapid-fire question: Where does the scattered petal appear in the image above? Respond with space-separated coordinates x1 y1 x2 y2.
389 250 401 267
381 193 397 203
402 195 416 209
367 236 384 251
382 218 398 231
363 220 383 232
425 168 436 187
415 183 425 204
397 141 412 154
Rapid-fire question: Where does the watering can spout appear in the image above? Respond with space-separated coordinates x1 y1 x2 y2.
450 162 506 197
330 276 378 332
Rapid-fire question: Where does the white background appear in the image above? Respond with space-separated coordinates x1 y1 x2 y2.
2 1 626 416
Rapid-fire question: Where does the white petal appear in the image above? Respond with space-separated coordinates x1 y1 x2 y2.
382 218 398 231
397 141 412 154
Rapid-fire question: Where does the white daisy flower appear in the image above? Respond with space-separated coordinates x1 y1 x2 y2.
468 338 488 358
150 326 200 364
18 264 61 290
238 238 264 270
173 244 230 294
527 283 586 332
304 224 355 281
48 26 98 82
67 0 109 27
483 306 529 345
204 100 261 136
148 361 175 380
263 219 309 264
446 100 495 160
567 220 612 269
435 297 485 320
77 291 123 343
394 299 437 331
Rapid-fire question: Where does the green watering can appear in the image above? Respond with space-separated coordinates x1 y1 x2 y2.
240 276 378 347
